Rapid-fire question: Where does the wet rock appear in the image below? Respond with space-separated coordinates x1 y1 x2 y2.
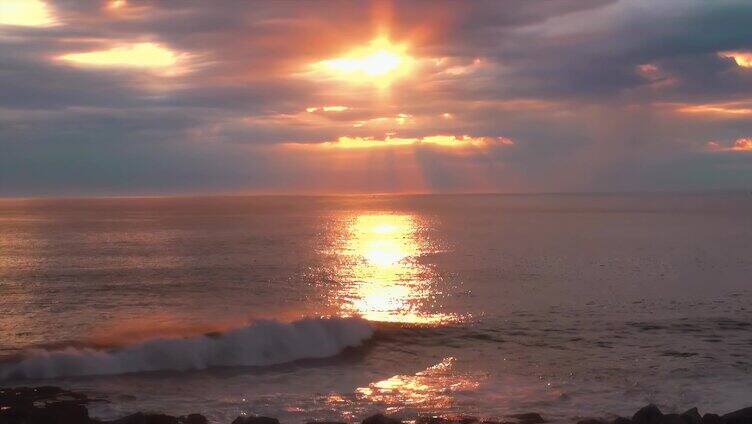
362 414 403 424
702 414 723 424
112 412 178 424
682 409 703 424
633 405 663 424
178 414 208 424
613 417 633 424
232 417 281 424
722 407 752 424
508 413 545 424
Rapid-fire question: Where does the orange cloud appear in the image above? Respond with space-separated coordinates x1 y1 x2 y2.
705 141 722 150
103 0 150 17
672 101 752 116
306 106 349 113
637 63 658 74
58 42 185 76
719 51 752 68
284 134 514 150
732 138 752 151
108 0 127 9
0 0 54 26
706 138 752 152
636 63 675 87
438 57 484 76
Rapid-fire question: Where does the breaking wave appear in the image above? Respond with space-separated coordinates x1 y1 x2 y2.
0 317 373 380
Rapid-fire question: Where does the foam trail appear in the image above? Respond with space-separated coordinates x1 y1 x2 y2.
0 317 373 380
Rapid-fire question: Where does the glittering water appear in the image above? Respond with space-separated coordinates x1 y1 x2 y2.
1 194 751 423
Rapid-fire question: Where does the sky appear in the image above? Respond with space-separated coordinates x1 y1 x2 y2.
1 0 751 196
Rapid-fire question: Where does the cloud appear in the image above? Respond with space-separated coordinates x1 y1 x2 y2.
733 138 752 151
283 134 514 150
675 102 752 116
1 0 752 194
0 0 55 26
58 42 180 69
705 138 752 152
719 50 752 68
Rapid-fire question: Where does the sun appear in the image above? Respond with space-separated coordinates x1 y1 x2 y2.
309 37 414 87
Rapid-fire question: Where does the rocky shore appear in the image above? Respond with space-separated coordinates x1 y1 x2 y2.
1 386 750 424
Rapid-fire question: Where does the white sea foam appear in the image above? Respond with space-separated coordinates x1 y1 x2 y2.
0 317 373 380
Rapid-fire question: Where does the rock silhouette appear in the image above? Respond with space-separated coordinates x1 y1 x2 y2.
1 388 751 424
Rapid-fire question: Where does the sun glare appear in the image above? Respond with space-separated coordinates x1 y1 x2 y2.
310 37 414 87
0 0 54 26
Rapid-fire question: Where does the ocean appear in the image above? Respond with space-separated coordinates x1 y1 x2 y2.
0 194 751 423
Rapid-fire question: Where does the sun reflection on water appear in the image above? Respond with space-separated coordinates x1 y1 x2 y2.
349 357 480 412
335 214 455 324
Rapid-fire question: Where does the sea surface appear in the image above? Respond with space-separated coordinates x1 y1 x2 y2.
1 194 751 423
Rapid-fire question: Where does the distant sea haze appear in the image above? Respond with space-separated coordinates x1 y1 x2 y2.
1 194 751 423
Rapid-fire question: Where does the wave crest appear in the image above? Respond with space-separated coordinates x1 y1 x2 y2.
0 317 373 380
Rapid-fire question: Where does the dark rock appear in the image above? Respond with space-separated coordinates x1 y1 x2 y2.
682 409 703 424
0 404 29 424
178 414 208 424
112 412 178 424
0 386 208 424
661 414 686 424
306 421 348 424
508 413 545 424
232 417 281 424
634 405 663 424
33 386 66 397
723 407 752 424
39 401 90 423
0 388 92 424
613 417 633 424
416 417 478 424
1 386 73 408
362 414 402 424
577 419 605 424
417 417 451 424
702 414 723 424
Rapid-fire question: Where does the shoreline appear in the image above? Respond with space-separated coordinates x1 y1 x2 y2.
1 386 750 424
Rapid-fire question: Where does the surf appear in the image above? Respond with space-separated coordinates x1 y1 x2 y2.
0 317 373 380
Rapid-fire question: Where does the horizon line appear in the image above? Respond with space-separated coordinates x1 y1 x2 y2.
1 189 750 201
